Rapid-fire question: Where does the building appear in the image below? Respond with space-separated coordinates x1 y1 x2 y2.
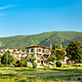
12 51 27 60
26 45 50 66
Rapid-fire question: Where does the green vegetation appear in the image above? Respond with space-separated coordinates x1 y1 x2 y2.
18 57 27 67
0 67 81 82
48 56 56 62
27 54 36 63
52 44 66 60
56 60 62 67
1 31 82 49
66 40 82 63
66 40 82 69
1 51 13 66
33 62 37 68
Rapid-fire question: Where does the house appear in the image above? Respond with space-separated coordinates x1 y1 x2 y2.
26 45 50 66
12 51 27 60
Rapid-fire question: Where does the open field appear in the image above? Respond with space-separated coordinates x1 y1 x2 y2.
0 67 82 82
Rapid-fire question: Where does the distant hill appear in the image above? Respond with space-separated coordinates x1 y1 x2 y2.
0 31 82 49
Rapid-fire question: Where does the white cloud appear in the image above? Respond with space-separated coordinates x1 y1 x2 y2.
0 5 16 10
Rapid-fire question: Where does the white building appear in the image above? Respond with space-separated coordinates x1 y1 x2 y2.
26 45 50 66
12 51 27 60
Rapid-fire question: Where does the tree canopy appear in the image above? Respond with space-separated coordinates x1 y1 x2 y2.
18 57 27 67
48 56 56 62
27 54 36 63
66 40 82 63
52 44 66 60
1 51 13 65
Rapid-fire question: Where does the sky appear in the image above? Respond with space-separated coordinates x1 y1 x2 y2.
0 0 82 37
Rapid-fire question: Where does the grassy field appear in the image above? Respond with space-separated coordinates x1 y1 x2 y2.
0 67 82 82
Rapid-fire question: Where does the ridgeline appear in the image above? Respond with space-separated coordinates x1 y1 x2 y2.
0 31 82 49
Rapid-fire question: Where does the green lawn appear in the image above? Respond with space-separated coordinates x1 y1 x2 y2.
0 67 82 82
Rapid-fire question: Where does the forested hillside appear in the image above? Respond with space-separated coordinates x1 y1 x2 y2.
0 31 82 49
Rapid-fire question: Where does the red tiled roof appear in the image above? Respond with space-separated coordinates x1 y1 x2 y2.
26 45 50 49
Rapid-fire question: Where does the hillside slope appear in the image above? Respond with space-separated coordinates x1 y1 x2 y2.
0 31 82 49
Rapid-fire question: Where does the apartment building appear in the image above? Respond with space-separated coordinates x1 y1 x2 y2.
26 45 50 66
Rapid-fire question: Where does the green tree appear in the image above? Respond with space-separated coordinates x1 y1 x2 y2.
18 57 27 67
27 54 36 63
66 40 82 68
33 62 37 68
52 44 65 60
55 49 65 60
1 51 13 65
53 44 61 50
53 44 67 50
12 57 18 65
48 56 56 62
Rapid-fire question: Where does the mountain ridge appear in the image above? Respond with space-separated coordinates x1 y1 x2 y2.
0 31 82 49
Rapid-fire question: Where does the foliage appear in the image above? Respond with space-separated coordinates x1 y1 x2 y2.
1 31 82 49
1 51 13 65
55 49 65 60
0 63 5 67
48 56 56 62
33 62 37 68
52 44 65 60
66 40 82 63
53 44 61 49
50 63 54 66
19 79 27 82
27 54 36 63
56 61 62 67
12 57 18 65
18 57 27 67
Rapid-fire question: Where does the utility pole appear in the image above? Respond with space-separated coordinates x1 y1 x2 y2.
6 51 8 70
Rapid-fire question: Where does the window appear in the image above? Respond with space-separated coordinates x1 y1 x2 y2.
44 55 49 58
45 50 49 53
44 60 48 63
42 50 44 53
37 60 40 63
31 54 34 57
38 49 41 52
31 49 34 52
27 49 29 53
37 54 41 58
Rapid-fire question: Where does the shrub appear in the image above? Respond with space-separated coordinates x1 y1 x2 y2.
77 77 81 80
40 64 44 66
19 79 27 82
33 62 37 68
0 63 5 67
18 58 27 67
78 65 81 67
56 61 62 67
50 63 54 66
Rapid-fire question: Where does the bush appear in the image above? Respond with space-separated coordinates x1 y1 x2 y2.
40 64 44 66
50 63 54 66
18 58 27 67
0 63 5 67
56 61 62 67
19 79 27 82
77 77 81 80
33 62 37 68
